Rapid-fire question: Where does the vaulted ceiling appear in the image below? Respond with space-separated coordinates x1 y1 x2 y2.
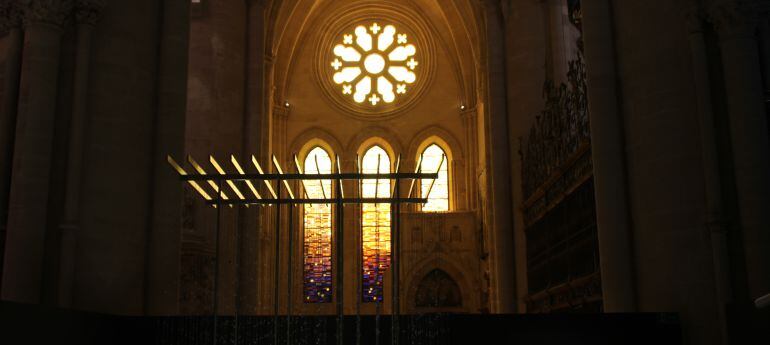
265 0 485 107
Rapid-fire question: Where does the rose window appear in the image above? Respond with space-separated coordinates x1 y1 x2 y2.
330 23 418 106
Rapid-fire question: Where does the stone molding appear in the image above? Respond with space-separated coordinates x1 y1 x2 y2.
20 0 75 28
74 0 104 27
709 0 770 38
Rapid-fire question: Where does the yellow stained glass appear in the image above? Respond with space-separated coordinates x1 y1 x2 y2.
303 147 333 303
420 144 449 212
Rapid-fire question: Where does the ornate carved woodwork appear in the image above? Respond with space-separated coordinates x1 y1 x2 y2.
520 51 601 313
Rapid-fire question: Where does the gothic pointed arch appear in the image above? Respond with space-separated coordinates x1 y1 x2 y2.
403 255 474 312
414 269 462 308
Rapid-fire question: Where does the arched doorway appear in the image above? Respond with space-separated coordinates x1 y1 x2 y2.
414 269 462 308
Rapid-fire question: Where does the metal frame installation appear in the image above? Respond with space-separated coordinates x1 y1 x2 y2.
167 153 443 345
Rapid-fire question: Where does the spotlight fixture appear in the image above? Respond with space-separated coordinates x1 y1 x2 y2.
284 101 290 108
460 105 465 110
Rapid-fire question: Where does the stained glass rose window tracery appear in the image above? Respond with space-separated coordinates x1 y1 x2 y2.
330 22 418 106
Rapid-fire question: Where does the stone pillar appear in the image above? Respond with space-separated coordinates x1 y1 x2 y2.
503 0 546 313
0 0 24 288
239 0 266 315
581 0 637 312
710 0 770 302
144 0 189 315
481 0 516 313
56 0 103 308
685 5 731 343
759 16 770 139
1 0 73 303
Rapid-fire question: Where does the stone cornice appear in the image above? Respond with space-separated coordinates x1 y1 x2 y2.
709 0 770 38
0 0 24 32
75 0 104 27
21 0 75 28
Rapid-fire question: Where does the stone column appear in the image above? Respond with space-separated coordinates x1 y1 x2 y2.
503 0 546 313
0 1 24 285
239 0 266 315
760 19 770 110
710 0 770 302
581 0 637 312
481 0 516 313
57 0 103 308
685 5 731 343
1 0 73 303
145 0 190 315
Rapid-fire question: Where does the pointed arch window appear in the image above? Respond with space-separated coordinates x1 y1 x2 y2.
361 145 391 302
420 144 449 212
303 147 333 303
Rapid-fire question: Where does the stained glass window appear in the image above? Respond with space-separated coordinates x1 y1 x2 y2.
361 145 391 302
331 22 418 106
303 147 333 303
420 144 449 212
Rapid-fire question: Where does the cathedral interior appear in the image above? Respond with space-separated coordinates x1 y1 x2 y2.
0 0 769 344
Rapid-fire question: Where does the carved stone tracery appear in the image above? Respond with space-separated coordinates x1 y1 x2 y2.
20 0 75 28
74 0 104 26
0 0 24 32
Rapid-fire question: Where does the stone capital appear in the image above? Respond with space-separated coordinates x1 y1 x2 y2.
709 0 769 38
684 5 707 34
0 0 24 32
273 103 289 118
74 0 104 27
460 107 478 120
21 0 75 28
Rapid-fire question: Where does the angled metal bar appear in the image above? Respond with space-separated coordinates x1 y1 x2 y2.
293 154 311 199
273 182 281 345
391 154 401 196
272 155 295 199
335 169 344 345
314 154 328 201
203 198 429 206
167 155 213 201
374 154 381 200
212 178 223 345
422 154 445 205
252 155 278 199
188 155 229 200
231 155 262 201
356 154 362 199
406 153 424 199
179 172 438 181
210 155 246 202
336 156 345 198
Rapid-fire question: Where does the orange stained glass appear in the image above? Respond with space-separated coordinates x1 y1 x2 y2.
361 145 391 302
303 147 333 303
